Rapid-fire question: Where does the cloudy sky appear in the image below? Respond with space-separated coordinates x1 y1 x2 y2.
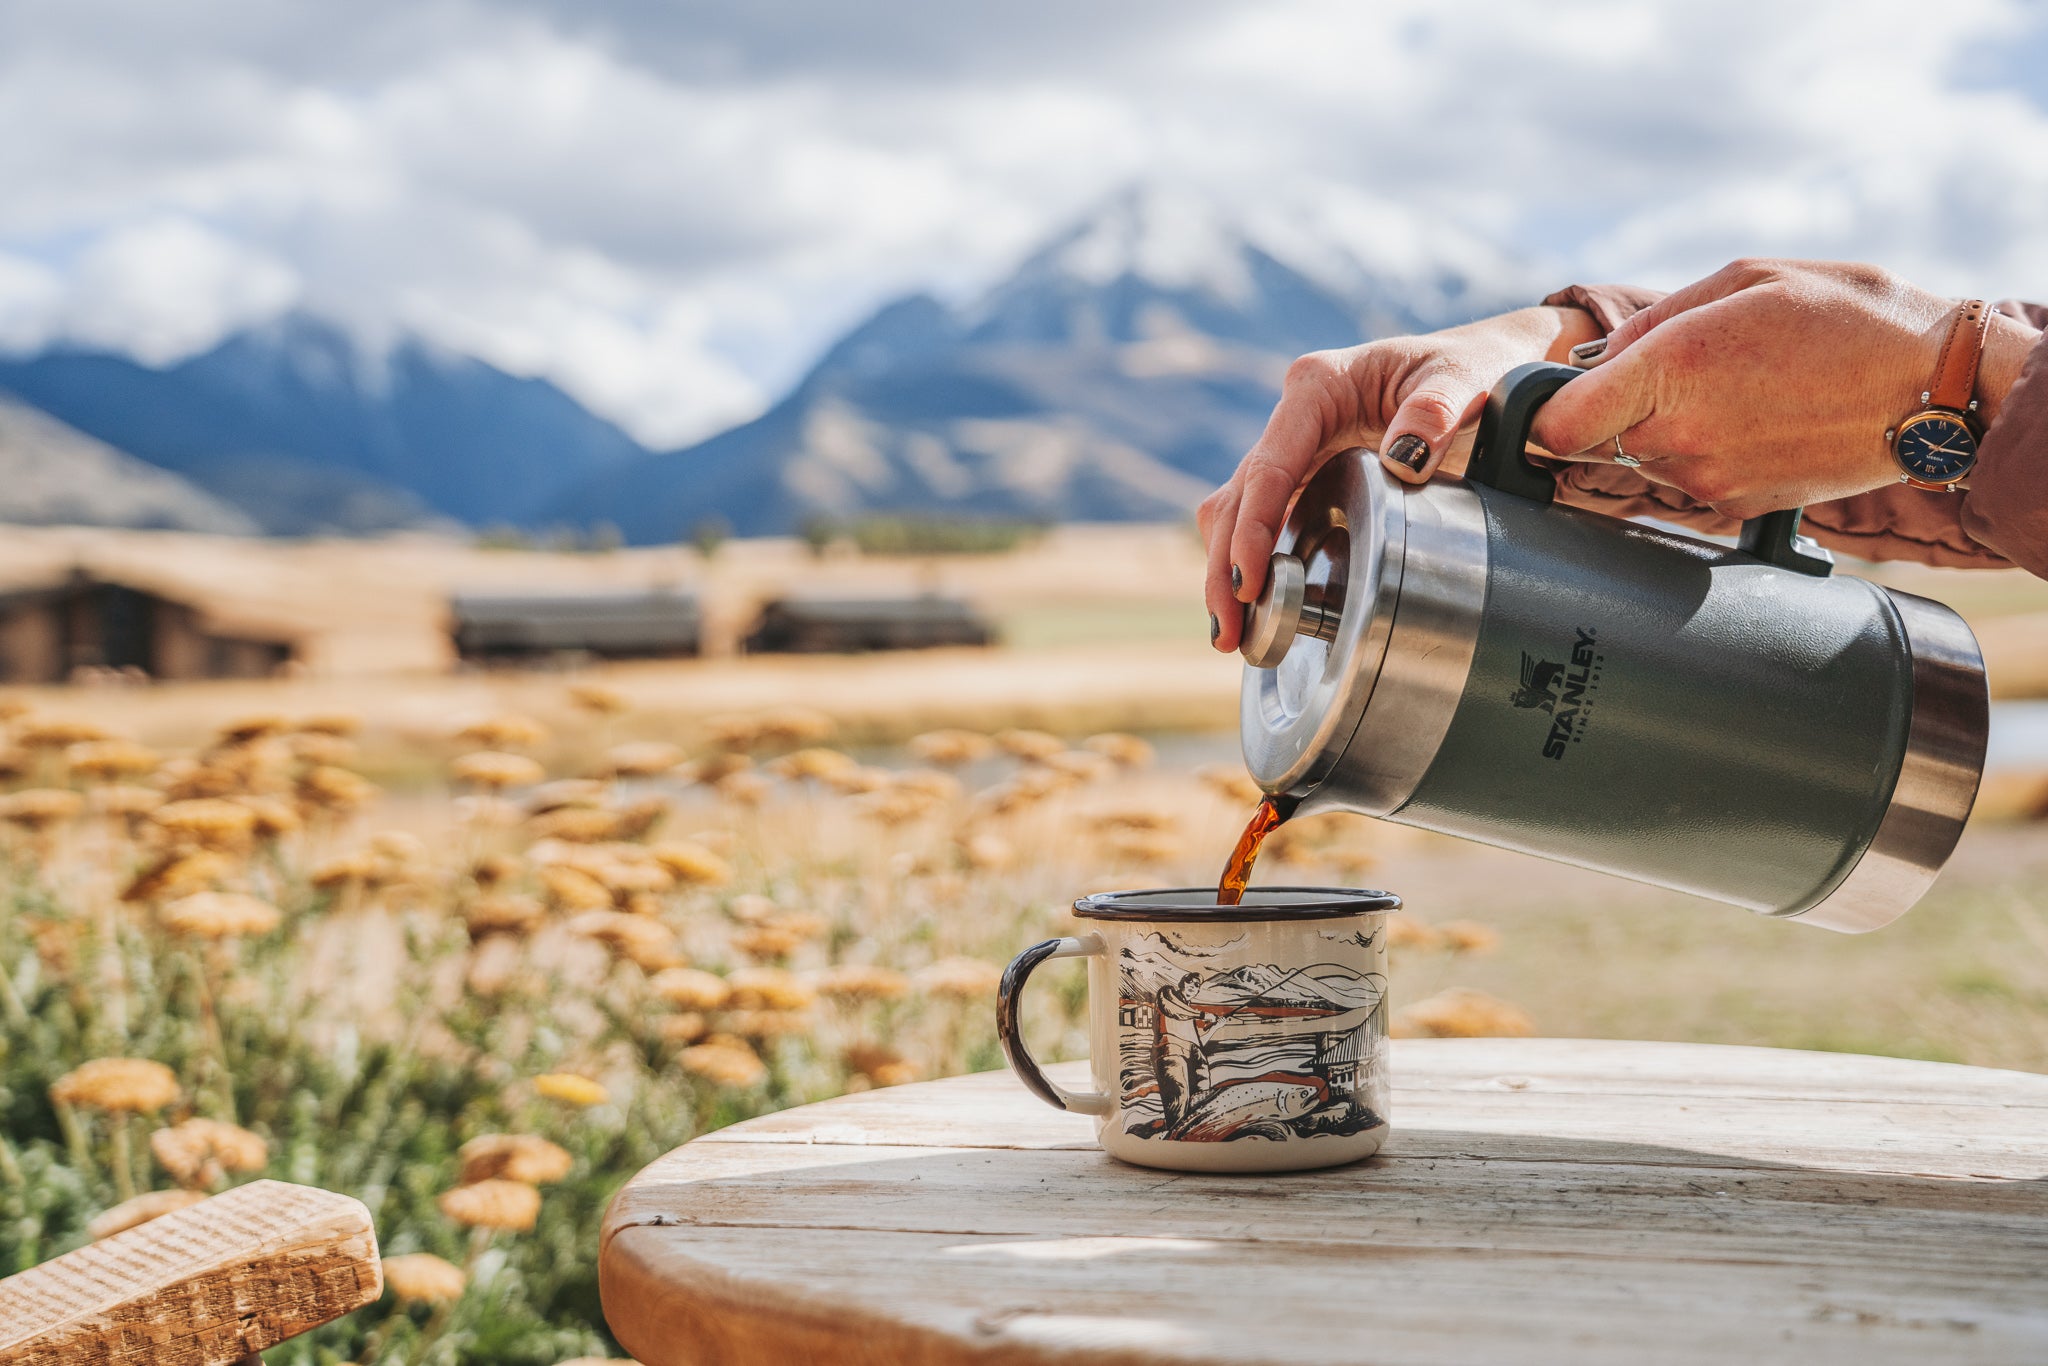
1 0 2044 447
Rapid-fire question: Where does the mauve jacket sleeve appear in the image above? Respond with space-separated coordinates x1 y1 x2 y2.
1539 284 2048 577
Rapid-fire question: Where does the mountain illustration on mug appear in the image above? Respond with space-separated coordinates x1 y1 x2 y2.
1117 932 1388 1143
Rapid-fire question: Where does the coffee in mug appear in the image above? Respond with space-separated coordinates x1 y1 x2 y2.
997 886 1398 1173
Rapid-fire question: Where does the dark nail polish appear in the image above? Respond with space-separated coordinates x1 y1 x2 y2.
1209 613 1221 645
1387 433 1430 471
1230 564 1243 593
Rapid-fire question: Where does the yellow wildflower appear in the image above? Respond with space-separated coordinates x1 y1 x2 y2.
237 795 302 840
567 911 679 969
851 788 936 826
454 713 550 751
994 729 1065 762
813 963 909 1003
0 788 84 831
1082 732 1154 767
731 925 803 960
297 764 380 812
382 1252 467 1305
1392 988 1535 1039
458 1133 573 1186
678 1041 767 1089
1439 920 1502 954
528 806 624 843
451 750 547 790
844 1044 918 1088
916 957 1002 1001
288 732 359 767
753 706 833 747
437 1178 541 1232
892 769 963 802
568 682 630 715
159 891 281 940
524 778 607 814
65 739 161 781
1195 764 1264 804
541 865 613 912
15 718 111 749
217 714 289 745
650 842 731 887
714 771 772 806
152 798 258 851
1387 918 1446 952
725 966 814 1011
767 747 859 782
51 1058 179 1113
466 895 544 940
693 753 753 784
533 1073 608 1107
122 849 234 904
650 967 732 1011
658 1012 710 1044
907 729 993 765
602 741 681 777
309 852 377 889
959 832 1014 871
150 1118 268 1188
91 784 165 820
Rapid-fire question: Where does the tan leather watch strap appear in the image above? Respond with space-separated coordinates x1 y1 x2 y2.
1928 298 1990 415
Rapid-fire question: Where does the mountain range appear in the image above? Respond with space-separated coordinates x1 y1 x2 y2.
0 187 1531 540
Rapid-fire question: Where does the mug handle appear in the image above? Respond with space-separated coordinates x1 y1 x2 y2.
997 935 1112 1116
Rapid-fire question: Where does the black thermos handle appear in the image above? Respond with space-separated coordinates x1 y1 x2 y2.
1465 362 1832 578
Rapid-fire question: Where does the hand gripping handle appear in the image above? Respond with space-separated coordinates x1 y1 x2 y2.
1464 362 1832 577
996 935 1111 1115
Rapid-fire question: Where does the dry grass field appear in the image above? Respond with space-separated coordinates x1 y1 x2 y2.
0 527 2044 1363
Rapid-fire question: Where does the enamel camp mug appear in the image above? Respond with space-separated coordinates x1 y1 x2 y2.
997 888 1398 1174
1238 363 1990 933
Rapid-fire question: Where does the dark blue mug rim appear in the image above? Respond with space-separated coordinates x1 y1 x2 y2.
1071 885 1401 922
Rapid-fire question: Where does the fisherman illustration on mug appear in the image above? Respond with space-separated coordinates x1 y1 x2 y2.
1153 971 1209 1131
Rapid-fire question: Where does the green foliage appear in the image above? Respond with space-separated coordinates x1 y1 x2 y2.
809 515 1048 557
0 866 760 1364
689 516 732 561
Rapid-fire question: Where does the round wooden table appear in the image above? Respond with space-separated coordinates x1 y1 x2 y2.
600 1039 2048 1366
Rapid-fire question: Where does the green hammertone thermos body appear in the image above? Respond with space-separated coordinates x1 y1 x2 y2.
1238 364 1989 931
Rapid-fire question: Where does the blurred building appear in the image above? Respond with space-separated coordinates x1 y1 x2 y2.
449 589 703 663
0 569 299 682
744 594 994 653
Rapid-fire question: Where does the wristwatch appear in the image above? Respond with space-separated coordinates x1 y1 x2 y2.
1887 298 1990 492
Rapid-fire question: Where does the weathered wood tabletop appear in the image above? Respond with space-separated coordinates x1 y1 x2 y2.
600 1038 2048 1366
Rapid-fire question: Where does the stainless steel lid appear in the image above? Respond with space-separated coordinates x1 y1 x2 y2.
1237 451 1407 796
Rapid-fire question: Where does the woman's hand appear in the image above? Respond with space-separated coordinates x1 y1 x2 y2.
1200 305 1598 652
1531 258 2032 519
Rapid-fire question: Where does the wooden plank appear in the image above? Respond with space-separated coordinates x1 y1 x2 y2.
605 1222 2048 1366
0 1180 382 1365
690 1064 2048 1180
1387 1037 2048 1108
696 1043 2048 1157
600 1040 2048 1366
606 1140 2048 1267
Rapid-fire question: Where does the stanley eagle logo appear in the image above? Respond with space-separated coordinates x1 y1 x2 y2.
1510 627 1603 760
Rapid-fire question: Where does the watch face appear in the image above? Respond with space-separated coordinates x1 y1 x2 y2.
1894 413 1978 484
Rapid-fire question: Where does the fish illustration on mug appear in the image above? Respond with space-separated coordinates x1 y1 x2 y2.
1115 930 1387 1143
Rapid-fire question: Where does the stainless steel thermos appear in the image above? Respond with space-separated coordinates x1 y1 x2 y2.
1238 363 1989 932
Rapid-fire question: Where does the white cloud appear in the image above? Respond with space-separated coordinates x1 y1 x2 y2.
0 0 2042 445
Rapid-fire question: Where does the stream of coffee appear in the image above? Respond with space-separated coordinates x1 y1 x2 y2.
1216 793 1299 905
